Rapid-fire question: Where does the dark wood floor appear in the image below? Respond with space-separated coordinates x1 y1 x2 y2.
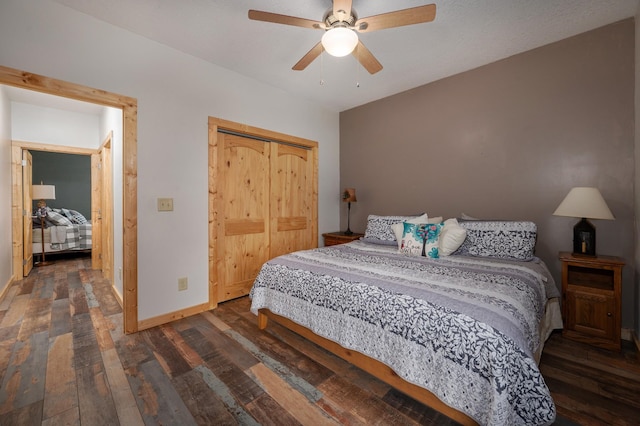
0 256 638 425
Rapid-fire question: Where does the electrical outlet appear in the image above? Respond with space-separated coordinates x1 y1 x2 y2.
157 198 174 211
178 277 188 291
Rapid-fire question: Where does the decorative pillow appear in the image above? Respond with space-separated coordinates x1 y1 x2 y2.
45 209 73 226
62 208 88 224
454 220 537 261
399 222 443 258
363 214 426 245
439 218 467 256
391 215 442 249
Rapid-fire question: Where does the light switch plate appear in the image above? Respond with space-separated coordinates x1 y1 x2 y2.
157 198 173 211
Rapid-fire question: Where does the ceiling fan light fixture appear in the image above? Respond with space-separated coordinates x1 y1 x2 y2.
321 27 358 57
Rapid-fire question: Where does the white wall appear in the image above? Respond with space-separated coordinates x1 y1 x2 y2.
11 102 101 148
100 107 124 299
0 87 12 288
0 0 340 321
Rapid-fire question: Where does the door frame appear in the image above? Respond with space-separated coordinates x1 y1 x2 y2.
13 142 99 271
2 65 139 334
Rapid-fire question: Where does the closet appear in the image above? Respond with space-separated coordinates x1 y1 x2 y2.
209 117 318 304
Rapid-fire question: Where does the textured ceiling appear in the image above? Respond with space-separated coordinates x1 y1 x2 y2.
26 1 640 111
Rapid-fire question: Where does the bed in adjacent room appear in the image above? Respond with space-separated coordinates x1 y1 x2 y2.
249 215 563 426
32 207 92 255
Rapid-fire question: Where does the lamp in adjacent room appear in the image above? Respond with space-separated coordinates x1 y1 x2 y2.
342 188 357 235
553 187 614 256
32 183 56 266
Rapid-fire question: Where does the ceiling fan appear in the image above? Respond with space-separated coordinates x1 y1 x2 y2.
248 1 436 75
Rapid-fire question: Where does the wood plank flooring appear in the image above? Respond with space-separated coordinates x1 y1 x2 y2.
0 256 638 425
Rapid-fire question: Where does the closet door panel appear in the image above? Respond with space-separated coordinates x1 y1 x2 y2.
218 134 270 302
270 143 316 259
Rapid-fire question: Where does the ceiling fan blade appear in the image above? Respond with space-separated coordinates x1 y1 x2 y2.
248 10 324 30
355 4 436 33
352 41 383 74
292 42 324 71
333 0 353 22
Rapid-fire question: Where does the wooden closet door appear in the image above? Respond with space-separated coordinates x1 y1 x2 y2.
270 143 316 258
217 133 271 302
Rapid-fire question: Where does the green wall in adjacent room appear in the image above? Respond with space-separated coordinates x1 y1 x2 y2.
31 151 91 220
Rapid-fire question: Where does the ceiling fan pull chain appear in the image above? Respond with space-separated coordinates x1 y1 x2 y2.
320 47 325 86
356 44 360 88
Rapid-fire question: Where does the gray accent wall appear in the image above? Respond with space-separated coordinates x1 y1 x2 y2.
31 151 91 220
340 20 635 329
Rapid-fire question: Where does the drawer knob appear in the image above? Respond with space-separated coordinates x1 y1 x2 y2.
607 312 612 317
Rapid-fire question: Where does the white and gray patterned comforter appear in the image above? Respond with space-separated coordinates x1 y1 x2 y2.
250 240 560 425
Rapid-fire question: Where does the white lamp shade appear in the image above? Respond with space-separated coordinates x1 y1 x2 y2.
553 187 614 220
32 184 56 200
321 27 358 57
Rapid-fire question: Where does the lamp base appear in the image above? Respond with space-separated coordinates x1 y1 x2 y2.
572 218 596 257
35 261 54 267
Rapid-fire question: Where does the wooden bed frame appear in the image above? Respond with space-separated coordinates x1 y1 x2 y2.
257 308 478 426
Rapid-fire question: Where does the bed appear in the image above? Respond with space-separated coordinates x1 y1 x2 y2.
249 215 563 426
32 207 92 255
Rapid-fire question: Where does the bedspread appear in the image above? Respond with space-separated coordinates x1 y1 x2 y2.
250 240 558 425
50 223 92 251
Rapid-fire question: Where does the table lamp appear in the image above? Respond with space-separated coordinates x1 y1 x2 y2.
553 187 614 256
342 188 357 235
32 183 56 266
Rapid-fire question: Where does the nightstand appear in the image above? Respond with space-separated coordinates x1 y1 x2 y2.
322 232 364 246
559 251 624 351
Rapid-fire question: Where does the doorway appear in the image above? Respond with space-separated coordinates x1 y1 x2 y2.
1 65 139 334
17 144 103 276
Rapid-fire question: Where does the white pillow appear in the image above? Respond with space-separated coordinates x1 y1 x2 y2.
461 212 479 220
439 218 467 256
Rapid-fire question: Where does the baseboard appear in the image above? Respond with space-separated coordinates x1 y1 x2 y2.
137 302 211 331
0 274 15 305
633 330 640 355
110 284 123 309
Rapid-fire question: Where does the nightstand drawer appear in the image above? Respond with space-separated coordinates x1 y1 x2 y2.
322 232 363 246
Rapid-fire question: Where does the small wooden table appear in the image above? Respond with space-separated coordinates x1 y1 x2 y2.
559 251 624 351
322 232 364 247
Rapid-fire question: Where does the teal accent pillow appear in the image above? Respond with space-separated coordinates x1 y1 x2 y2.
399 222 444 258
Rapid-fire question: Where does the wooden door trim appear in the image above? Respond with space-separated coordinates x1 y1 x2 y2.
22 150 33 277
2 65 138 334
14 143 96 272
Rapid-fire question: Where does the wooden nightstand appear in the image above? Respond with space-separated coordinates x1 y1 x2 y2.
559 251 624 351
322 232 364 246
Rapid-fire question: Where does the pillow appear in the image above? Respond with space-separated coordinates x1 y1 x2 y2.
460 212 479 220
439 218 467 256
45 209 73 226
391 215 442 249
62 208 88 224
454 220 537 261
363 214 427 245
399 222 443 258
